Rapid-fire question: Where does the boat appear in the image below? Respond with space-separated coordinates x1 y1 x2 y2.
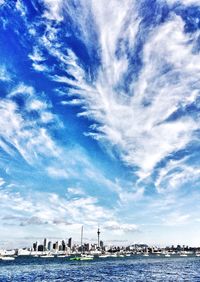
180 246 187 257
180 253 187 257
195 253 200 257
70 256 80 261
108 253 117 257
82 254 93 258
143 248 149 257
80 256 93 261
0 256 15 261
70 255 93 261
164 253 171 257
98 254 109 258
40 254 54 258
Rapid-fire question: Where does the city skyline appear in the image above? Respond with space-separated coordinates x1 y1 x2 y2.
0 0 200 248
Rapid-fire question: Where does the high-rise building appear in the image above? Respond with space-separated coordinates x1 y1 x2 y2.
84 243 90 252
55 241 59 251
100 240 104 249
43 238 48 251
33 241 38 252
38 244 44 252
47 241 52 251
61 240 66 251
68 237 72 249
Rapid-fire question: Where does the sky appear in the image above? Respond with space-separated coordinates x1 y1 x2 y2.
0 0 200 249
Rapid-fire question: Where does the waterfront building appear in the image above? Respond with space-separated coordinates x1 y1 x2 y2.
53 241 59 251
55 241 59 251
43 238 48 251
47 241 52 251
84 243 90 252
33 241 38 252
38 244 44 252
61 240 66 251
100 240 104 249
68 237 72 249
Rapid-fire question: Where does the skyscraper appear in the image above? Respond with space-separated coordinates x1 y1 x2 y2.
100 240 104 249
33 241 38 252
47 241 52 251
68 237 72 249
43 238 48 251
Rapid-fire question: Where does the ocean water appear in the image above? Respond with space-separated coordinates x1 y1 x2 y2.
0 256 200 281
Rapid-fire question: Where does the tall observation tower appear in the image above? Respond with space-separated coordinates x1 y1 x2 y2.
97 227 100 249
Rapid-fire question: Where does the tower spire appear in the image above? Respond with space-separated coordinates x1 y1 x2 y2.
97 226 100 249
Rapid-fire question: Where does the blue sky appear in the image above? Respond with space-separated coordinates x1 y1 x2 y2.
0 0 200 248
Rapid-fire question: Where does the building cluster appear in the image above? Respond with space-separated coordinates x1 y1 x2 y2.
1 227 200 257
24 240 200 256
32 237 105 254
126 244 200 254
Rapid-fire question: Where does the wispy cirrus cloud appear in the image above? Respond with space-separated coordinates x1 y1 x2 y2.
155 157 200 193
166 0 200 6
0 96 59 165
0 76 122 200
23 1 200 197
15 0 27 17
39 5 199 183
42 0 64 21
0 65 11 81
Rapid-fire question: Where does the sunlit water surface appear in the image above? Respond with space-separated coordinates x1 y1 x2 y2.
0 256 200 281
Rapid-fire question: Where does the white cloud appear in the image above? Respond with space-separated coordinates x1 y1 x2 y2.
0 83 60 164
40 111 54 123
104 221 138 233
0 178 5 187
67 187 85 196
9 83 34 97
28 47 45 62
0 175 140 244
46 166 69 179
162 211 191 226
48 12 199 183
32 63 49 72
0 65 11 81
30 2 200 189
118 187 145 203
18 0 200 213
155 157 200 193
15 0 27 17
42 0 64 21
166 0 200 6
0 189 114 230
27 99 46 111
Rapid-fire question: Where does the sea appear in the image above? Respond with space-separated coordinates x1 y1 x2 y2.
0 255 200 281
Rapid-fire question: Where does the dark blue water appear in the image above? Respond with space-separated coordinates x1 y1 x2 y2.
0 256 200 281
